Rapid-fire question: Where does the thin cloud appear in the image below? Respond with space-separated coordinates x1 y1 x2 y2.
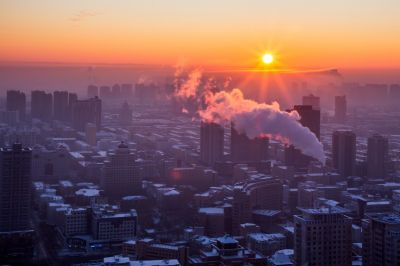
69 10 99 22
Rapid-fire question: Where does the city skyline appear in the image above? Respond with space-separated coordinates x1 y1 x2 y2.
2 1 400 265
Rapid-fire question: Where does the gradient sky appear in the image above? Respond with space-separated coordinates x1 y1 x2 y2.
1 0 400 68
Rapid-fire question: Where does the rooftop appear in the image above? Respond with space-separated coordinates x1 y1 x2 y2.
131 260 180 266
75 188 100 197
299 206 349 215
216 235 237 245
367 213 400 224
199 207 224 215
248 233 285 242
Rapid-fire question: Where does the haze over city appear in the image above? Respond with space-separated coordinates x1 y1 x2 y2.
1 1 400 266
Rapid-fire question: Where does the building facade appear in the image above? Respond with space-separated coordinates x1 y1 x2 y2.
294 207 352 266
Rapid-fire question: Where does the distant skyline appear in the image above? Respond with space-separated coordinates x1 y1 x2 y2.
1 0 400 69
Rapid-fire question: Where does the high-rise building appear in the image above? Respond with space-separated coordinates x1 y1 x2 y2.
362 213 400 266
68 92 78 122
85 123 97 146
119 102 133 126
294 207 352 266
87 85 99 98
0 143 32 231
367 134 389 179
200 122 224 166
99 86 111 99
0 143 34 259
121 84 133 98
284 145 311 168
112 84 121 98
31 90 52 121
53 91 69 121
334 95 347 123
332 130 356 177
0 110 19 125
302 94 320 110
389 84 400 105
102 142 141 200
231 124 268 162
232 188 251 234
6 90 26 121
72 97 102 131
285 104 320 168
293 105 320 139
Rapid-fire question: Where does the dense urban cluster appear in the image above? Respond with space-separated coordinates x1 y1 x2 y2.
1 81 400 266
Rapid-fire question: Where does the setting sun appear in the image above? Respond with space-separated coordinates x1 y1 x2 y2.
262 53 274 64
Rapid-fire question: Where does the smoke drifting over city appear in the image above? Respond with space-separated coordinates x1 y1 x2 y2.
2 1 400 265
174 68 325 164
200 89 326 164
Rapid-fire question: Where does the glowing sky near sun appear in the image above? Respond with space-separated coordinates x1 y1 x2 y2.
1 0 400 68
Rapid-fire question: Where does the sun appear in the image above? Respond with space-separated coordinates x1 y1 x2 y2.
262 53 274 64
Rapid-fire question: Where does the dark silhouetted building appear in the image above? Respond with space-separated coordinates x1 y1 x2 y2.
72 97 102 131
135 83 158 103
231 124 268 162
200 122 224 166
332 130 356 177
389 84 400 106
335 95 347 123
284 145 311 169
294 207 352 266
31 90 52 121
285 104 320 168
112 84 121 98
0 143 35 259
362 213 400 266
188 235 267 265
302 94 320 110
121 83 133 98
0 143 32 231
87 85 98 98
68 92 78 122
6 90 26 121
367 134 389 179
53 91 69 121
293 105 320 139
99 86 111 99
102 142 141 200
119 102 133 126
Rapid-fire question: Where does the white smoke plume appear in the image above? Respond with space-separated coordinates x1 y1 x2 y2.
199 89 326 164
171 64 325 164
174 67 202 99
223 76 232 89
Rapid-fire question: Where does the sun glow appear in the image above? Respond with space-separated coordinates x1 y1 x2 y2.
262 53 274 64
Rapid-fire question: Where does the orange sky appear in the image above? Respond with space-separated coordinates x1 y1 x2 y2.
1 0 400 69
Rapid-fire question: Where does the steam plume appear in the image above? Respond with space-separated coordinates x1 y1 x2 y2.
199 89 326 164
171 64 326 164
174 67 202 99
